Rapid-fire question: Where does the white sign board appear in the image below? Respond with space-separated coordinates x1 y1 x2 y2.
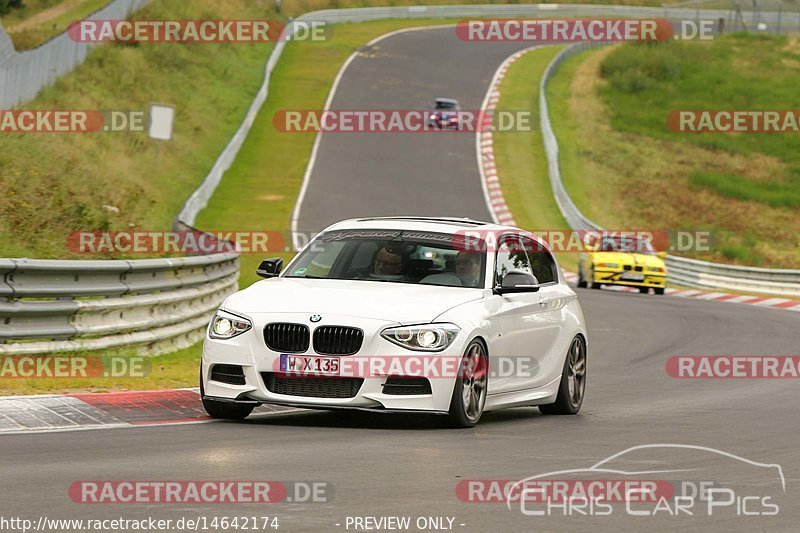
149 104 174 141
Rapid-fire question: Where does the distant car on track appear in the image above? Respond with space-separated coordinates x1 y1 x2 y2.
201 217 588 427
577 233 667 294
428 97 462 130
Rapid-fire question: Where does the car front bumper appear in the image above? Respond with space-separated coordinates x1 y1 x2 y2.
201 313 463 414
593 268 666 289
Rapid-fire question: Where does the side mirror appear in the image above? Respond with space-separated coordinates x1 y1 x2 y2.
257 258 284 278
657 251 667 259
494 271 540 295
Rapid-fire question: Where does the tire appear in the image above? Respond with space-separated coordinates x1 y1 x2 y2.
577 263 587 288
200 371 255 420
639 287 649 294
445 339 489 428
589 267 601 289
539 336 586 415
654 287 665 295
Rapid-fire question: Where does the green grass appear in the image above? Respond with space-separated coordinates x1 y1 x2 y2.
0 344 202 395
598 35 800 172
0 0 277 259
543 36 800 268
490 45 581 273
689 171 800 209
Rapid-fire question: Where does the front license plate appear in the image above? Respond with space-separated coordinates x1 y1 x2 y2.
280 354 340 376
620 273 645 281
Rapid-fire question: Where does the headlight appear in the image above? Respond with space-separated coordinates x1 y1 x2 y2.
209 309 252 340
381 323 460 352
597 262 619 269
647 266 665 272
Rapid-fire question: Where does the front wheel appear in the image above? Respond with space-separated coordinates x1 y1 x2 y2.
589 267 601 289
445 340 488 428
576 263 587 288
654 287 665 295
200 372 254 420
539 336 586 415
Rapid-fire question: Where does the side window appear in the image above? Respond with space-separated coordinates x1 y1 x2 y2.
495 238 534 286
521 238 557 284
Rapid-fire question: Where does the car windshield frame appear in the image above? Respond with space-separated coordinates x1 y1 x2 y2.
283 229 487 289
598 235 656 254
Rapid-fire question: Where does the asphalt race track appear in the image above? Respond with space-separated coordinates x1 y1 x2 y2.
3 27 798 533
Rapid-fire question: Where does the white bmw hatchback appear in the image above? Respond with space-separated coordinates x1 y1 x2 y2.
201 217 588 427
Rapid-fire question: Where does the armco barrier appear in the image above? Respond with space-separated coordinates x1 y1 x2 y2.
0 253 239 355
539 42 800 296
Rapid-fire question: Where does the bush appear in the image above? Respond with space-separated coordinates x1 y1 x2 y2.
600 42 682 93
0 0 23 16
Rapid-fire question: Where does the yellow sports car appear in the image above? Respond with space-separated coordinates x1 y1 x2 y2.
577 234 667 294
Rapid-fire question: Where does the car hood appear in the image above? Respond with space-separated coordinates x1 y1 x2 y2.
223 278 484 324
594 251 665 268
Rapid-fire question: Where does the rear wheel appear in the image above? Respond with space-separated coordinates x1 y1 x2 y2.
200 371 255 420
539 336 586 415
654 287 665 295
639 287 649 294
445 340 488 428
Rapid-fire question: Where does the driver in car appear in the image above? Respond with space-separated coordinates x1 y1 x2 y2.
455 251 482 287
370 246 406 279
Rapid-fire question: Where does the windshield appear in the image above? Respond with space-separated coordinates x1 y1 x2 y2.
285 230 486 288
435 101 458 110
598 235 655 254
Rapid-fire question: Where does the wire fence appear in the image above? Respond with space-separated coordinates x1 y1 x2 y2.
0 0 151 108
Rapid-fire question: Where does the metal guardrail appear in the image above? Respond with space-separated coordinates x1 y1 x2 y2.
539 42 800 297
0 253 239 355
0 0 151 108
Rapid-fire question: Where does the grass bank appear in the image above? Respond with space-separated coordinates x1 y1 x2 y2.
547 35 800 268
0 0 277 259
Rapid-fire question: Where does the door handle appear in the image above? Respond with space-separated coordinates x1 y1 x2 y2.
538 297 551 307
